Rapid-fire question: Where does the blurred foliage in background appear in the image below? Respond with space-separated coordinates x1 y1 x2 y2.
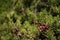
0 0 60 40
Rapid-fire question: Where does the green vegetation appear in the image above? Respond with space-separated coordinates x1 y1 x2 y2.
0 0 60 40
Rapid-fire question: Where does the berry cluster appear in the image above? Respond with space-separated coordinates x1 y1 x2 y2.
37 23 48 32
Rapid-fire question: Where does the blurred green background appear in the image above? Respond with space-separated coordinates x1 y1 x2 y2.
0 0 60 40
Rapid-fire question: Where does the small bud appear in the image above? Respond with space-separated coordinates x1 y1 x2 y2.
17 32 22 38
